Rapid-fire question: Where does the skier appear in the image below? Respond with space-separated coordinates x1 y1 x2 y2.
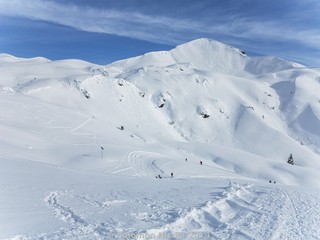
171 172 174 178
200 161 203 165
287 154 294 165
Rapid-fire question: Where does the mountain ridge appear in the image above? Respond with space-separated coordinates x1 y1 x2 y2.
110 38 304 76
0 38 320 187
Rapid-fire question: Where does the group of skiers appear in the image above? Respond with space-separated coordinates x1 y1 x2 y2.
156 154 295 180
156 157 205 179
155 172 174 179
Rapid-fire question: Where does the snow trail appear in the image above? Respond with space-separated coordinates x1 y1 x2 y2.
142 183 320 240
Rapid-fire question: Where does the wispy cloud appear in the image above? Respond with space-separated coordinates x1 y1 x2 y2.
0 0 318 46
0 0 319 65
219 18 320 49
0 0 203 44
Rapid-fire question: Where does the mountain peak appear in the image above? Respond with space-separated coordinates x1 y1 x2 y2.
171 38 247 72
175 38 232 50
111 38 248 74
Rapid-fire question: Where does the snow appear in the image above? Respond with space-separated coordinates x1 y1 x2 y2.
1 38 320 239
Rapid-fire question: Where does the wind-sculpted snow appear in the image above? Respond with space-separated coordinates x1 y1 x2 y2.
140 182 320 240
4 174 320 240
1 38 320 239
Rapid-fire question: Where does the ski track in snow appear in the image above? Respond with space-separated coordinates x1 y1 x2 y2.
143 183 320 240
38 191 123 239
108 150 173 177
2 96 320 240
7 183 320 240
44 191 103 239
143 182 257 240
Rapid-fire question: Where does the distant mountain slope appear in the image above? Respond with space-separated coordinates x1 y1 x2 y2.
0 38 320 186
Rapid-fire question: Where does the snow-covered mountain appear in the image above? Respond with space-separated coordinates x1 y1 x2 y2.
1 38 320 239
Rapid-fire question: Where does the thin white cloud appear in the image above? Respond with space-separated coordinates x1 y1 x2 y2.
0 0 204 44
218 18 320 49
0 0 319 59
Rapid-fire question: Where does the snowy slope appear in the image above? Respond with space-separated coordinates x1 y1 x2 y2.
1 38 320 239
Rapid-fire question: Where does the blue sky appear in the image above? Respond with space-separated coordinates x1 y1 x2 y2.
0 0 319 66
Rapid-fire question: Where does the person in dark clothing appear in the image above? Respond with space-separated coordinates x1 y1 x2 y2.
287 154 294 165
200 161 203 165
171 172 174 178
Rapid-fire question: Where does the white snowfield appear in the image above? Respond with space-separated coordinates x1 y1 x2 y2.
1 38 320 239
